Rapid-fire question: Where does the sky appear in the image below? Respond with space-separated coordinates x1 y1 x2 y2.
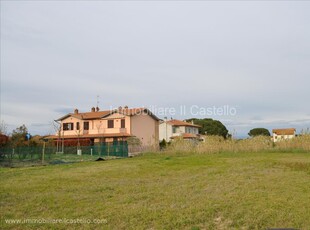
1 1 310 138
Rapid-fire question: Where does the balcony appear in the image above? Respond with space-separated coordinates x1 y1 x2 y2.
92 128 128 134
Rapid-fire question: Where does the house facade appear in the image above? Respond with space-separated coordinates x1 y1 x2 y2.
159 119 202 141
50 106 159 147
272 128 296 142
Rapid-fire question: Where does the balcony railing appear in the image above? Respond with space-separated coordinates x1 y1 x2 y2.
119 128 127 133
94 128 128 134
60 128 128 136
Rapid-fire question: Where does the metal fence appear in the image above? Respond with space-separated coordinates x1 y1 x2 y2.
0 142 128 167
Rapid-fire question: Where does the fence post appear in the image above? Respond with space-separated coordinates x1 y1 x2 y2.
10 148 14 166
91 148 93 156
42 142 45 164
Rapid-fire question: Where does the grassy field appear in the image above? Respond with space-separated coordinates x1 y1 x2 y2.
1 152 310 229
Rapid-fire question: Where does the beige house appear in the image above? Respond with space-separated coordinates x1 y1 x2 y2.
159 119 202 141
272 128 296 142
50 106 159 147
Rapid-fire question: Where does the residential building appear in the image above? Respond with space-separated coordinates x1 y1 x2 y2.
49 106 159 147
272 128 296 142
159 119 202 141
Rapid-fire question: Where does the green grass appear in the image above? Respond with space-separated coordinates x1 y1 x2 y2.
1 152 310 229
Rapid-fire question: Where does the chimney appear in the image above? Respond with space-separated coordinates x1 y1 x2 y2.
118 106 122 112
96 106 100 112
91 107 95 112
74 109 79 114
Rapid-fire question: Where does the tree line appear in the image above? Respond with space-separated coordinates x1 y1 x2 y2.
0 121 44 147
186 119 271 138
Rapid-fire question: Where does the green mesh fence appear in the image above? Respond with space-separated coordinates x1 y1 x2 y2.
0 142 128 167
93 141 129 158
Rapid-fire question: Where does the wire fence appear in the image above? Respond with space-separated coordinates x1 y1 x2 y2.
0 142 129 168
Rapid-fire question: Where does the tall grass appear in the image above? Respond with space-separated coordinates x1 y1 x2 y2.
165 135 310 155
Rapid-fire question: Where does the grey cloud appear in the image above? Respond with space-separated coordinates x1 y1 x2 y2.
1 1 310 136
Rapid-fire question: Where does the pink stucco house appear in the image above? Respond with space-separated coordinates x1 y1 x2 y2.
50 106 159 147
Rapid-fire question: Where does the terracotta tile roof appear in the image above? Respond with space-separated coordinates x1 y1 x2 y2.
78 111 111 120
170 133 199 139
182 133 199 138
167 119 201 128
56 111 110 121
56 107 159 121
272 128 296 135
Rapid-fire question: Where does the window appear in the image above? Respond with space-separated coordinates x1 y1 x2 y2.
108 120 114 128
186 127 192 133
84 122 89 130
194 128 198 134
63 123 74 131
76 122 80 130
172 126 177 133
121 119 125 128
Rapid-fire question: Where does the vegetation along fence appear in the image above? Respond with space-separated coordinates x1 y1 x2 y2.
0 142 128 167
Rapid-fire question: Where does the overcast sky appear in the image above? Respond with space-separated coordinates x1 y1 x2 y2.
1 1 310 138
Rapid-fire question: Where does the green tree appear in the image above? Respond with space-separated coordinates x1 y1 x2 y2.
11 124 29 147
248 128 270 137
186 118 229 139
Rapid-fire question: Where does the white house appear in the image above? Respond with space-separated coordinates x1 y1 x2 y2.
272 128 296 142
159 119 202 142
